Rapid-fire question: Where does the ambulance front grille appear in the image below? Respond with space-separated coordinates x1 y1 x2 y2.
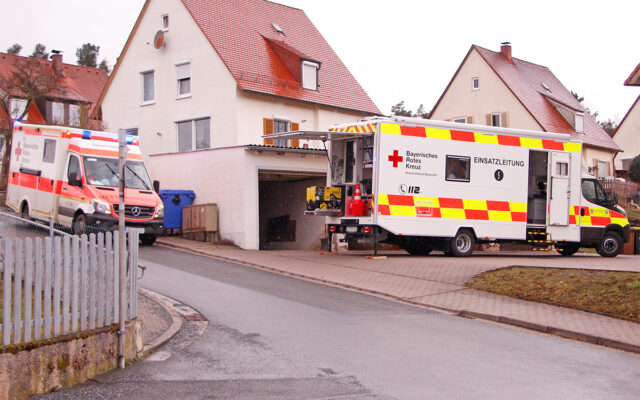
112 204 155 219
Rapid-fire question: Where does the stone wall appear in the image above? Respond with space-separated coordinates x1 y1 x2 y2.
0 319 142 400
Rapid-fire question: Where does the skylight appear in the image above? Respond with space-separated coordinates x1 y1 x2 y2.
272 23 284 35
541 82 551 92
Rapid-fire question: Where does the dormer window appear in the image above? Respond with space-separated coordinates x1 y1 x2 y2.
575 113 584 133
272 23 284 35
302 61 319 90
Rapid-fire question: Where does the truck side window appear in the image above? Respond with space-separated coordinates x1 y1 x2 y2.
445 155 470 182
43 139 56 163
582 179 607 206
67 155 81 182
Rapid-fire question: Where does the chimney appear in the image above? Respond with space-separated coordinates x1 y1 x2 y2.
500 42 513 64
51 52 63 77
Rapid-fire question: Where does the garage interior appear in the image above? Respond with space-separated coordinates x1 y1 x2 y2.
258 170 326 250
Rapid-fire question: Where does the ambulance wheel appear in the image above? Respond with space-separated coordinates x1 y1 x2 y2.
140 234 157 246
20 202 31 221
556 243 580 256
72 213 87 235
596 231 622 258
449 229 475 257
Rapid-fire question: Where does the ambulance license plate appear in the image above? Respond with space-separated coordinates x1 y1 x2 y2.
346 226 358 233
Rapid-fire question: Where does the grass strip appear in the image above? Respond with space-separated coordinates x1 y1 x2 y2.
466 266 640 322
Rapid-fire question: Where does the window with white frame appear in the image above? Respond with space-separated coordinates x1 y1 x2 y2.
69 104 80 126
51 102 65 124
302 61 319 90
491 113 501 127
9 98 28 120
472 77 479 91
177 118 210 152
162 14 169 30
142 71 154 104
598 160 607 178
176 63 191 97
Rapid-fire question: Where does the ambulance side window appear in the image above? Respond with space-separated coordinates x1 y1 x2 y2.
43 139 56 163
67 155 81 182
445 155 470 182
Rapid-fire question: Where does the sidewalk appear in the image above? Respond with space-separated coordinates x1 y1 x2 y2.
156 236 640 354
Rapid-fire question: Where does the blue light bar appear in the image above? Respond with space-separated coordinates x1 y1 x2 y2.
82 130 92 140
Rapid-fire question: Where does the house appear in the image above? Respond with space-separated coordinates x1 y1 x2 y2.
612 63 640 176
430 43 620 179
0 52 107 131
95 0 380 250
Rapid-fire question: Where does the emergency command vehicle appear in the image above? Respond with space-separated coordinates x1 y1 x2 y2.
264 117 630 257
6 122 164 245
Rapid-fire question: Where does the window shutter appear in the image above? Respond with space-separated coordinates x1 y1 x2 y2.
486 114 491 126
606 161 611 177
592 159 599 178
177 63 190 80
289 122 300 147
263 118 274 146
467 116 473 124
501 112 509 128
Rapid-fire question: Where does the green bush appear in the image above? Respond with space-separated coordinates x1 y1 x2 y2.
629 155 640 183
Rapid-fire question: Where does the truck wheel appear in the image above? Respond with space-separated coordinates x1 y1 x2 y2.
596 231 622 257
449 229 475 257
556 243 580 256
140 234 157 246
72 213 87 236
21 202 31 221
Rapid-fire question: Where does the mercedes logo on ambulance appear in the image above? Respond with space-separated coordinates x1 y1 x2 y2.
131 206 142 217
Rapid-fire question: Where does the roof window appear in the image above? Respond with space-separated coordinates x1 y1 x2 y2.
272 23 284 35
541 82 551 92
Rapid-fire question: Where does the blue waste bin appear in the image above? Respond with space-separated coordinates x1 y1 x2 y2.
159 190 196 229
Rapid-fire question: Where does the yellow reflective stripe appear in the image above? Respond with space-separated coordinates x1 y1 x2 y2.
509 202 528 212
611 217 628 226
463 199 487 210
381 123 401 135
440 208 466 219
488 210 512 221
563 142 582 153
581 216 592 225
520 137 543 149
389 205 416 217
425 127 451 140
378 194 389 205
474 132 499 144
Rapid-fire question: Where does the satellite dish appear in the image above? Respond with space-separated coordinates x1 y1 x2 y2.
154 30 165 49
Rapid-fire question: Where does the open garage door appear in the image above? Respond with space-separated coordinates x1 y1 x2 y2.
259 170 326 250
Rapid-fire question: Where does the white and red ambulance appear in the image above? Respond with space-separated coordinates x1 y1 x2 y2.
6 122 164 244
266 117 630 257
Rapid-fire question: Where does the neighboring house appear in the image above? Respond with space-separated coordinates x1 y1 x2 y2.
430 43 620 179
96 0 380 250
612 63 640 176
0 52 107 131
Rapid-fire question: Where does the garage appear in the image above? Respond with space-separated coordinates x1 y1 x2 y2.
258 170 326 250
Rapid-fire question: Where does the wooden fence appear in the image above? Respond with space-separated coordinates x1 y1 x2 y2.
1 230 139 346
600 179 638 203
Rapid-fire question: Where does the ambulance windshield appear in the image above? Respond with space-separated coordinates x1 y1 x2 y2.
83 157 153 190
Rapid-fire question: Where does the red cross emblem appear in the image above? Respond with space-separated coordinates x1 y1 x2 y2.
388 150 403 167
15 142 22 161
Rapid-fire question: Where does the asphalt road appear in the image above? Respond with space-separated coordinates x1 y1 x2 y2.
36 245 640 399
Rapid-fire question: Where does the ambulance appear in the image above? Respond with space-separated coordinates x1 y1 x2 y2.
6 122 164 245
265 117 630 257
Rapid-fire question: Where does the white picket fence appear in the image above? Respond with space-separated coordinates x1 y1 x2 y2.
1 230 140 346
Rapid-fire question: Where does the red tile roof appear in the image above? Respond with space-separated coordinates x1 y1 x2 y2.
0 52 107 116
180 0 380 115
433 45 619 152
624 62 640 86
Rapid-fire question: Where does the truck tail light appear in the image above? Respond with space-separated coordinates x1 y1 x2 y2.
328 226 337 232
362 226 372 233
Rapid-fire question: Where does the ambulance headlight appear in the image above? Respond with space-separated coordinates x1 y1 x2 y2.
155 204 164 218
616 205 627 218
92 199 111 214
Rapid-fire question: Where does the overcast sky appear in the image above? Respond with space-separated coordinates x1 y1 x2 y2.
1 0 637 123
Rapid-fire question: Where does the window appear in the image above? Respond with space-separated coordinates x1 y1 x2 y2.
453 117 467 123
556 162 568 176
582 179 608 206
445 155 470 182
575 113 584 133
67 155 81 182
273 119 288 147
162 14 169 30
69 104 80 126
142 71 154 103
491 113 501 127
302 61 319 90
176 63 191 97
177 118 210 152
472 77 479 91
43 139 56 163
9 98 28 120
52 102 65 124
598 160 607 178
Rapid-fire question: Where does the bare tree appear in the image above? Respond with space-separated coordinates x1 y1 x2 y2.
0 57 60 189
